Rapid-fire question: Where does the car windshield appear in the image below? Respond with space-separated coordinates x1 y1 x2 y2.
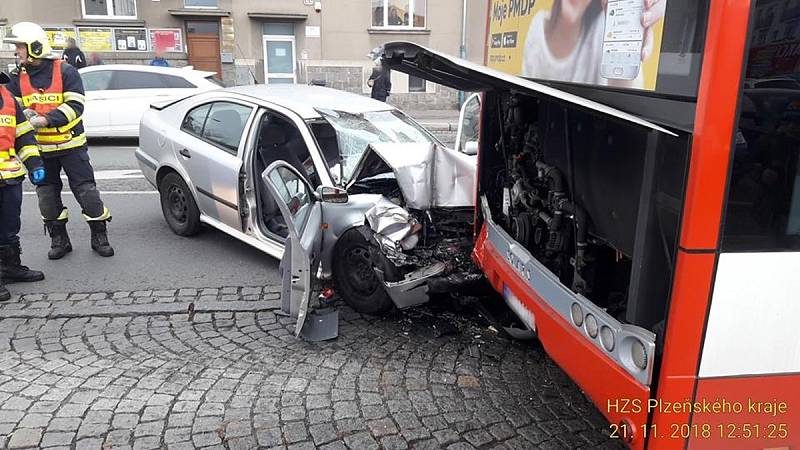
314 109 439 184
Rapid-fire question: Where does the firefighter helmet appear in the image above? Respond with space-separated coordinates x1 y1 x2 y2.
3 22 53 59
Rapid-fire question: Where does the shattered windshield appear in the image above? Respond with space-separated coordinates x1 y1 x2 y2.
315 109 439 184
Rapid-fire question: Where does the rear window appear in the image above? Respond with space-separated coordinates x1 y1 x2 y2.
163 75 196 89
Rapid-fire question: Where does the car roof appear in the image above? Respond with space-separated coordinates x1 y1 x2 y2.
78 64 215 79
225 84 395 119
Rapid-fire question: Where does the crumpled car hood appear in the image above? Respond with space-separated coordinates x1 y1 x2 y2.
348 143 476 210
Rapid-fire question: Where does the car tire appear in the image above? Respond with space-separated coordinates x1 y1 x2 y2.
159 172 201 236
333 229 394 315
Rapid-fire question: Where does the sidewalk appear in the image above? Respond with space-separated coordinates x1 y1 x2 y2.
407 108 461 132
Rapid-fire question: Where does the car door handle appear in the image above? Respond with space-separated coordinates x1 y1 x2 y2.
179 149 191 158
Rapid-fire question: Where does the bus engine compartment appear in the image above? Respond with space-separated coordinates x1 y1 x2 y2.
478 90 690 337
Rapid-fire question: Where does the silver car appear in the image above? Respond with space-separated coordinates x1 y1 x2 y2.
136 83 479 336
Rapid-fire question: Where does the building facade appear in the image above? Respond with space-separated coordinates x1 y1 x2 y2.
0 0 488 109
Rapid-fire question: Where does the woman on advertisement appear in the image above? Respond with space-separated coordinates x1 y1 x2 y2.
521 0 666 89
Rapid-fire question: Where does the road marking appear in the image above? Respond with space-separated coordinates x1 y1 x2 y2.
24 191 158 195
59 169 144 180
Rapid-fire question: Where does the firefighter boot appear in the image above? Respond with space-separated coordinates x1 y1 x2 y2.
89 221 114 257
0 279 9 302
0 243 44 283
45 220 73 260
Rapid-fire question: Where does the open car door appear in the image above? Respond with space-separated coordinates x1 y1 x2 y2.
261 161 337 341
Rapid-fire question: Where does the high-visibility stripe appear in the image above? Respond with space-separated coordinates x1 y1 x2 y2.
21 93 63 109
699 252 800 378
44 207 70 222
38 133 87 152
83 206 112 222
16 120 33 137
63 92 85 104
14 97 22 105
17 145 39 162
56 103 78 122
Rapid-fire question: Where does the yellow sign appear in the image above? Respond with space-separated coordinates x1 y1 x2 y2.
77 28 114 52
487 0 666 91
44 27 77 50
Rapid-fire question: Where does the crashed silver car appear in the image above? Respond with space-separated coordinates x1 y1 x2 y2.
136 83 479 337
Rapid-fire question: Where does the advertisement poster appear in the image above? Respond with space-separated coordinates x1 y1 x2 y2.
487 0 667 91
77 28 114 52
113 28 148 51
149 29 183 52
44 27 77 50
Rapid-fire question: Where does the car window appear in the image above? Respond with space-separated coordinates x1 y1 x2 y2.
181 103 211 137
109 71 166 90
82 71 113 91
201 102 253 154
268 165 313 230
162 75 197 89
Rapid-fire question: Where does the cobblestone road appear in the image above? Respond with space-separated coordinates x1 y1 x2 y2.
0 287 623 449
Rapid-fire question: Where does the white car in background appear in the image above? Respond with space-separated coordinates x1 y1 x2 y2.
79 65 221 138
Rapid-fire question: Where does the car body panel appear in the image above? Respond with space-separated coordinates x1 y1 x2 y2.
80 64 219 138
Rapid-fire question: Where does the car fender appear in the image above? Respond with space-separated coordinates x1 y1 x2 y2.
319 193 383 279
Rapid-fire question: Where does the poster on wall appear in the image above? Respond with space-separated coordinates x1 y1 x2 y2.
149 29 183 52
44 27 77 50
77 28 114 52
486 0 667 91
113 28 148 51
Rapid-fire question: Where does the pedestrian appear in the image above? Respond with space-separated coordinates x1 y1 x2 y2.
368 59 391 102
0 71 46 301
4 22 114 259
88 52 104 66
61 37 86 69
150 48 170 67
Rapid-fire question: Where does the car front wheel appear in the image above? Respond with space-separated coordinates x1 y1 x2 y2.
333 229 393 315
159 172 201 236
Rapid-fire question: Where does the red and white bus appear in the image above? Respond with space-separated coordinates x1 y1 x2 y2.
384 0 798 448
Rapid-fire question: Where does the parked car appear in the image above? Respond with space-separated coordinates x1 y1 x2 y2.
136 84 479 337
80 64 220 138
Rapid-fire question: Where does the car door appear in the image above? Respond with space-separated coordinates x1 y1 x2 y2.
80 69 114 137
260 161 323 337
176 100 255 231
107 70 171 135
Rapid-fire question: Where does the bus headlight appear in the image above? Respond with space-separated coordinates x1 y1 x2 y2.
631 339 647 370
584 314 598 338
570 303 583 327
600 326 615 352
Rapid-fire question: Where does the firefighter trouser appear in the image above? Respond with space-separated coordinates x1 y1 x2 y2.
36 147 106 221
0 183 22 245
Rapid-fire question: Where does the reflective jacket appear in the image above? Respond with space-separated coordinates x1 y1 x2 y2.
7 59 87 156
0 86 43 183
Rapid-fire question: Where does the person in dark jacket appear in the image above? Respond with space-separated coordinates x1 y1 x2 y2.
61 38 86 69
368 59 391 102
0 71 46 301
4 22 114 259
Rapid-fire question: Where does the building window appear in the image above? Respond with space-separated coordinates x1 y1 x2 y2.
372 0 427 28
185 0 218 7
82 0 137 18
408 75 426 92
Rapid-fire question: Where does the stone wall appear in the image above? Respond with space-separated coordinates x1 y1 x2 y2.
0 53 189 72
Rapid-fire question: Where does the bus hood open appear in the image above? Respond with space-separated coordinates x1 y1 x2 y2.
381 41 676 137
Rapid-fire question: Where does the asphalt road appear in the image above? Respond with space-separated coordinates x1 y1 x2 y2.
14 141 281 294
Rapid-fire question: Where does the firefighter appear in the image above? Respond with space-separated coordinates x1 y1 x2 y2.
3 22 114 259
0 71 46 301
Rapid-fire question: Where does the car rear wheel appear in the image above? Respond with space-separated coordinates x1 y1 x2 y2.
333 229 393 315
159 172 201 236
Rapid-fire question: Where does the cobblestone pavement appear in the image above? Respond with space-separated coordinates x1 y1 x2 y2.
0 287 624 449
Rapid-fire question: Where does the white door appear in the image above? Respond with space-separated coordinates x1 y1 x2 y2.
263 35 296 84
80 70 114 137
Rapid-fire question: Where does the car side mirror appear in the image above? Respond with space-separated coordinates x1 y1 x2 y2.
463 141 479 156
316 186 349 204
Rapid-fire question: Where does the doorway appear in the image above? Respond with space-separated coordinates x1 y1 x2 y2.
186 20 221 76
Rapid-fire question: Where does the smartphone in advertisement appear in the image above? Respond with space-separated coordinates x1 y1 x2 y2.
601 0 644 80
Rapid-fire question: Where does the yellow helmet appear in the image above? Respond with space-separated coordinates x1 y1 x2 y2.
3 22 52 59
